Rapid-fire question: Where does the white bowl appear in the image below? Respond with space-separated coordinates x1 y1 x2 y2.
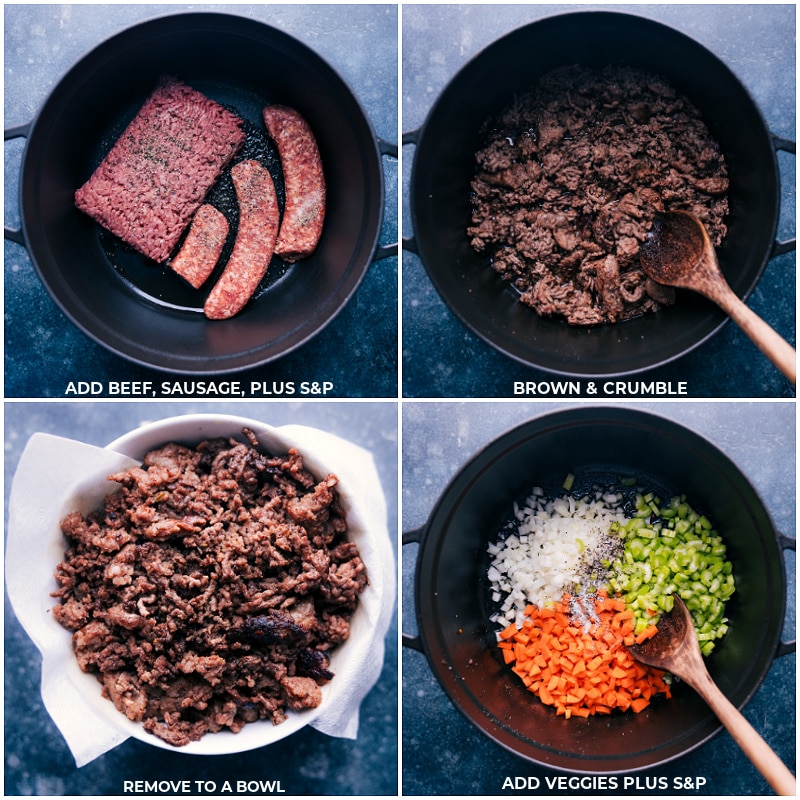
57 414 388 756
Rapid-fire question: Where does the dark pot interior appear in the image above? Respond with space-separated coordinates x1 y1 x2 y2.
411 407 789 773
15 12 385 373
408 11 782 377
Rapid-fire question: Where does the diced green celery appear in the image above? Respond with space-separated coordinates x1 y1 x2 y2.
603 492 734 656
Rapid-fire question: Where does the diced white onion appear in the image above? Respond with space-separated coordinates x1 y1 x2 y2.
487 488 626 629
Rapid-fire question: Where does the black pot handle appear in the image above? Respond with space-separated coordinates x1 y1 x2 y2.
372 137 399 262
772 133 795 154
771 133 796 258
775 532 796 657
402 524 424 652
4 122 30 247
401 128 421 255
379 136 399 161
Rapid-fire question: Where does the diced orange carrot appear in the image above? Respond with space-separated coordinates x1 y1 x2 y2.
496 591 670 719
499 623 518 641
635 625 659 645
610 666 628 679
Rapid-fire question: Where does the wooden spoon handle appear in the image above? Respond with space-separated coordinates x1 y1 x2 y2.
690 669 796 795
705 281 796 385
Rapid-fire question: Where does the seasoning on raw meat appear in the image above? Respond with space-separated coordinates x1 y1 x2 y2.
263 105 326 262
170 204 230 289
204 159 280 320
51 429 368 747
468 65 729 325
75 77 245 263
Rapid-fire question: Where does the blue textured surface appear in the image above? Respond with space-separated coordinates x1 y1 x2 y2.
4 401 398 795
4 4 398 399
4 4 798 797
402 4 796 398
402 401 795 795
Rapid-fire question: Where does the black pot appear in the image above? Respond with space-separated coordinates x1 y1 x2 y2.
404 11 795 377
403 407 794 773
5 12 396 374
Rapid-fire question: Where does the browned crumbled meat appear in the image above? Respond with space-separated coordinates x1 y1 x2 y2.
52 429 368 747
468 65 729 325
280 676 323 711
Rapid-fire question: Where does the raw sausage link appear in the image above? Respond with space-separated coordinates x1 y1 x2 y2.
170 204 229 289
262 105 326 262
204 160 279 320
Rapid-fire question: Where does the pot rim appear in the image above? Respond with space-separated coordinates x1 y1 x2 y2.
408 405 790 773
407 9 786 379
10 10 389 375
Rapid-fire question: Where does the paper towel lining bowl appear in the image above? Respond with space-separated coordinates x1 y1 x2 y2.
58 413 380 756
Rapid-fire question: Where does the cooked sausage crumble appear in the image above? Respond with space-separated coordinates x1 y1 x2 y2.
52 429 368 747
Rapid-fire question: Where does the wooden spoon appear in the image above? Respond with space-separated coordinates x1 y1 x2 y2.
640 211 796 384
628 595 796 796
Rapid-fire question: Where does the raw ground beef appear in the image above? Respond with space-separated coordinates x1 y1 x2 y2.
468 65 729 325
52 429 368 747
75 77 245 263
